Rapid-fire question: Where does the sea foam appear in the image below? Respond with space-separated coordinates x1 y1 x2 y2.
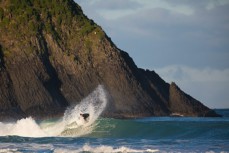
54 144 159 153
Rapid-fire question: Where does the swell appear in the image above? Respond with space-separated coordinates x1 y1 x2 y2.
90 117 229 140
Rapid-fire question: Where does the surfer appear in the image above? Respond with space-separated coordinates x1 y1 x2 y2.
80 113 89 121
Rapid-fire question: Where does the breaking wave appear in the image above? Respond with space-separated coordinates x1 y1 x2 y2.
0 85 108 137
53 145 159 153
0 144 159 153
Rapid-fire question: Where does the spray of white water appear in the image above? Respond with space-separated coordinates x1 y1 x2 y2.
0 85 108 137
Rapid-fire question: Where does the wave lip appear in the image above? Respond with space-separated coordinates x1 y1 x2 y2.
59 85 108 137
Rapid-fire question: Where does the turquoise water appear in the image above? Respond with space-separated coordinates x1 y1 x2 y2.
0 87 228 152
0 109 229 153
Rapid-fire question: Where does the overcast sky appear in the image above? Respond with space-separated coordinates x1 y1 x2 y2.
74 0 229 108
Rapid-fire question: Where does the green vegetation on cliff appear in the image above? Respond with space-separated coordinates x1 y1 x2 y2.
0 0 105 58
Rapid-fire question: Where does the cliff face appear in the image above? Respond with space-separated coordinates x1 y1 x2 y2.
0 0 219 120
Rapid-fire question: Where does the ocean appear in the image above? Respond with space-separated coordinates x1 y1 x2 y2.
0 86 228 153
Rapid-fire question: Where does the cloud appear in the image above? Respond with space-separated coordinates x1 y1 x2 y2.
155 65 229 82
155 65 229 108
92 0 141 10
101 2 229 69
135 0 194 15
115 3 229 68
164 0 229 11
75 0 142 20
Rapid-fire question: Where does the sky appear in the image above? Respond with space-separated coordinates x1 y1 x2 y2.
74 0 229 108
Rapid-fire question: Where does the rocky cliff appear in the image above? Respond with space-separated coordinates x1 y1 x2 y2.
0 0 220 120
